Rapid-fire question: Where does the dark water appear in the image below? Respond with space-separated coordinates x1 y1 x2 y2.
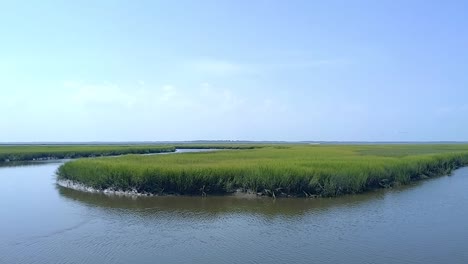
1 161 468 264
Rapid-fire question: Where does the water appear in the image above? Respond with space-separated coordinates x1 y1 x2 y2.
1 160 468 264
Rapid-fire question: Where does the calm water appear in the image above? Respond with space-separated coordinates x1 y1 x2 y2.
1 160 468 263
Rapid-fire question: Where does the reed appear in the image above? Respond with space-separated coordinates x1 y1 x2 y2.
57 144 468 197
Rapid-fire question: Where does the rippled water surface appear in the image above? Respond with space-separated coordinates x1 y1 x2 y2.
1 160 468 264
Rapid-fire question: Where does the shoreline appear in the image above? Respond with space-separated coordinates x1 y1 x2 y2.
56 179 263 198
56 165 463 199
52 145 468 198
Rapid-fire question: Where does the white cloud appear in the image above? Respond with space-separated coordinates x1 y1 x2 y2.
65 82 138 108
2 79 298 141
184 58 348 77
160 85 177 102
62 82 187 109
197 82 247 112
186 59 248 76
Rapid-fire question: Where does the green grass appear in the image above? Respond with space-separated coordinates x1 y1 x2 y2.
0 145 176 162
0 144 262 162
174 144 261 150
57 144 468 197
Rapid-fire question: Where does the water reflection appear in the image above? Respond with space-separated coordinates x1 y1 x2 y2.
57 184 391 218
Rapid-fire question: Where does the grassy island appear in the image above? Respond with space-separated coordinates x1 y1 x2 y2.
57 144 468 197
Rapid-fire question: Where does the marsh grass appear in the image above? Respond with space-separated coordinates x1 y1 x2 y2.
57 144 468 197
0 145 176 162
174 144 261 150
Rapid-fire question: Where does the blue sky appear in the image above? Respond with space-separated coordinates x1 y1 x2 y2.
1 0 467 142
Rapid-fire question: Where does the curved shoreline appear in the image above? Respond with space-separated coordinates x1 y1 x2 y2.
56 145 468 198
56 165 465 199
57 180 157 197
56 179 261 198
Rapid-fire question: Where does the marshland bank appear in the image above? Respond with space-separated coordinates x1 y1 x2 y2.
0 144 258 162
0 145 175 162
2 161 468 264
57 144 468 197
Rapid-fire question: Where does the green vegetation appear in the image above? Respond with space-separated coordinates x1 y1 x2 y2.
174 144 261 150
0 145 176 162
0 144 262 162
57 144 468 197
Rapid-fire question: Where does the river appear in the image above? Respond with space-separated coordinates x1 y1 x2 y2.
1 155 468 263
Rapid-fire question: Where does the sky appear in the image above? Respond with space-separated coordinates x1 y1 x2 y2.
1 0 468 142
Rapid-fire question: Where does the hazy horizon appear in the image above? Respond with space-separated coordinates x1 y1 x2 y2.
2 1 468 142
2 140 468 145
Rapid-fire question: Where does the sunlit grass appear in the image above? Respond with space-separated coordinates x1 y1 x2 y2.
57 144 468 197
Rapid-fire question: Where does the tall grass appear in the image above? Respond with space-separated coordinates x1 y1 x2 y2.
57 144 468 197
0 145 176 162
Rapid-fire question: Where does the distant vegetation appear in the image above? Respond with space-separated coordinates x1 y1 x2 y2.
57 144 468 197
0 144 263 162
174 144 261 150
0 145 176 162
